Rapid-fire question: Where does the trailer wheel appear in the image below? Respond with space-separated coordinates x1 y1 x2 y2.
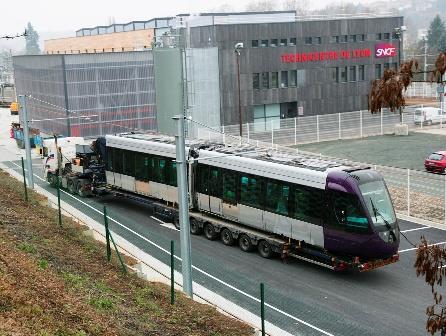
77 181 87 198
190 218 202 235
258 240 274 259
221 228 234 246
173 215 180 230
239 234 253 252
204 223 218 240
67 179 75 194
48 173 57 188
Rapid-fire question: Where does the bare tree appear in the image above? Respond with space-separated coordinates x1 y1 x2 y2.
415 237 446 335
245 0 275 12
369 60 419 123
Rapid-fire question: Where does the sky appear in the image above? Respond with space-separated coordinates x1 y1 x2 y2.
1 0 370 35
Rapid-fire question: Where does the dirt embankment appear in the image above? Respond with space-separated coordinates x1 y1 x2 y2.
0 169 253 336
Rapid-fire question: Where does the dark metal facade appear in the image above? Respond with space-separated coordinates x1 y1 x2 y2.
189 16 404 125
13 51 156 137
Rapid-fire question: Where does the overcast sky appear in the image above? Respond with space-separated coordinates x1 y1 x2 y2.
1 0 370 35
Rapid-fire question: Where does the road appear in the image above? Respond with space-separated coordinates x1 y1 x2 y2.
0 109 441 336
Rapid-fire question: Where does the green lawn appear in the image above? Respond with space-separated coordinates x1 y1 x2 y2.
297 132 446 171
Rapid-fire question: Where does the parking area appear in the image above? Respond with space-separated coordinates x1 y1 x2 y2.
298 131 446 171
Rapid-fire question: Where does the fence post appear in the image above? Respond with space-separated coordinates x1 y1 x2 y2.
381 110 383 135
338 113 341 139
21 157 28 202
104 206 111 262
246 123 250 142
271 120 274 148
316 115 320 142
57 177 62 227
360 110 363 138
294 117 297 145
222 125 226 145
407 169 410 217
171 240 175 305
260 283 265 336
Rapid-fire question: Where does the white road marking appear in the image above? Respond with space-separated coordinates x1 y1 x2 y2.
9 160 334 336
150 216 179 231
399 241 446 253
400 226 430 233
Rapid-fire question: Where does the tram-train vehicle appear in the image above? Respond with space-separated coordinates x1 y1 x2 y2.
46 132 400 271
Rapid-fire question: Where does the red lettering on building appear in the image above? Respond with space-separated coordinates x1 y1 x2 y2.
280 48 371 63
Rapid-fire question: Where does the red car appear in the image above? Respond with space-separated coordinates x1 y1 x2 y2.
425 151 446 173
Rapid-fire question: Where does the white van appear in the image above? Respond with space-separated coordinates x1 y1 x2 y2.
414 107 446 125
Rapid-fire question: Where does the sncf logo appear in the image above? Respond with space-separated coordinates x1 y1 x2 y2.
375 43 397 58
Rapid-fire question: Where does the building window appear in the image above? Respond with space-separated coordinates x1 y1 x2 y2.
393 62 398 71
340 35 348 43
305 37 312 44
314 37 321 44
358 34 366 42
271 39 278 47
331 36 339 43
271 72 278 88
375 64 382 79
289 38 296 46
359 65 365 81
280 38 287 46
340 67 347 83
253 73 260 90
384 63 390 71
252 40 259 48
330 67 339 82
349 35 356 42
290 70 297 87
376 33 382 41
260 39 268 47
280 71 288 88
349 66 356 82
262 72 269 89
383 32 390 40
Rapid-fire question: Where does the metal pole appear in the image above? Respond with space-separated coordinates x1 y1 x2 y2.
171 240 175 305
338 113 341 139
104 206 111 261
407 169 410 217
246 123 250 142
236 52 242 137
57 177 62 227
260 283 265 336
294 117 297 145
173 115 193 298
423 38 427 82
18 95 34 189
21 157 28 202
222 125 226 145
381 110 383 135
360 110 363 138
271 120 274 148
316 115 320 142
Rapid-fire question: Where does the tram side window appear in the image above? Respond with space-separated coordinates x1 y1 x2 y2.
265 180 289 216
151 157 166 184
330 191 368 232
208 166 221 197
135 153 149 181
168 161 177 187
195 164 209 194
240 175 262 209
293 186 322 225
106 147 114 171
112 148 123 174
222 170 237 204
123 150 135 176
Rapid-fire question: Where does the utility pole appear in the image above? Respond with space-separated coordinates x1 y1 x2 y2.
235 43 244 137
18 95 34 189
423 36 428 82
173 114 193 298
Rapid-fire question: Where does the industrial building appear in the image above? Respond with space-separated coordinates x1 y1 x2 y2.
14 11 403 137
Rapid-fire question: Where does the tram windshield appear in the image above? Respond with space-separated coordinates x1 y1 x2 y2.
359 180 396 228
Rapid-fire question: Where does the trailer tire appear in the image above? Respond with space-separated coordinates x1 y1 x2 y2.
48 173 57 188
204 223 218 240
67 179 76 194
173 215 180 230
239 234 253 252
221 228 235 246
77 181 87 198
190 218 202 235
258 240 274 259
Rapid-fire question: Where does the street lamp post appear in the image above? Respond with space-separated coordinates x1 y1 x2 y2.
18 95 34 189
235 43 244 137
394 26 406 67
